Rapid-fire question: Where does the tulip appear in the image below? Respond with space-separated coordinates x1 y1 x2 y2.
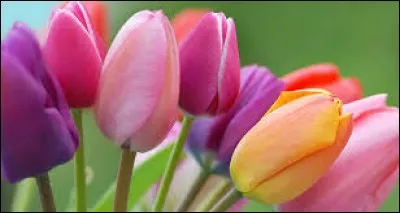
179 12 241 116
172 9 210 44
138 156 247 212
230 89 353 204
186 65 285 175
95 10 179 152
282 63 363 103
1 22 78 183
58 1 109 45
171 9 210 121
278 94 399 212
43 1 106 108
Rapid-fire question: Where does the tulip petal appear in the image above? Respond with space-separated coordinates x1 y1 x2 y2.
2 23 44 80
278 99 398 212
215 18 240 114
186 65 284 174
343 94 387 119
129 15 180 152
319 77 363 104
231 94 342 193
1 53 76 183
217 67 284 165
172 9 209 44
244 113 352 204
179 13 222 115
82 1 109 45
135 122 181 166
44 10 102 107
282 63 339 91
95 11 167 146
266 89 333 115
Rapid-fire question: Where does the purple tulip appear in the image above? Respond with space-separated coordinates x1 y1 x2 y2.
186 65 285 175
179 12 241 116
1 22 79 183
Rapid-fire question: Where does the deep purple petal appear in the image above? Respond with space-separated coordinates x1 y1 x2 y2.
1 23 78 183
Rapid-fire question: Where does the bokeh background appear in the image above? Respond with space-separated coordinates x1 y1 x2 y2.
1 1 399 212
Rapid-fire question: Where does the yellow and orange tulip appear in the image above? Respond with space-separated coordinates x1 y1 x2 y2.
230 89 353 204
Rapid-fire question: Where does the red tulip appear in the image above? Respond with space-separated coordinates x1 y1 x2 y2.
282 63 363 103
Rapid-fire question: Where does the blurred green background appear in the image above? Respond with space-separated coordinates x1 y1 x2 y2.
1 1 399 212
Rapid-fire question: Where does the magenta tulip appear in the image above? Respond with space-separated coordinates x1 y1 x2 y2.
95 10 180 152
179 12 241 116
278 94 399 212
43 1 105 108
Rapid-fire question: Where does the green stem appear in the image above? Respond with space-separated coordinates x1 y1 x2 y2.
12 178 35 212
113 149 137 212
152 116 195 212
209 188 242 212
175 169 210 212
196 180 232 212
72 109 86 212
35 174 56 212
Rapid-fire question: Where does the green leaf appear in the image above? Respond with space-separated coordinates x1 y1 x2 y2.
11 178 35 212
91 142 182 212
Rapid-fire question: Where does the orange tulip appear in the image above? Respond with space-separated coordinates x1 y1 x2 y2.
282 63 363 103
230 89 353 204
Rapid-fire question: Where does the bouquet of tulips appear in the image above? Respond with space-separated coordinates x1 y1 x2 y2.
1 1 398 212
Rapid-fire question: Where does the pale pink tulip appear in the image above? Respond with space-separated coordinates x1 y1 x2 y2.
43 1 105 108
94 10 180 152
278 94 399 212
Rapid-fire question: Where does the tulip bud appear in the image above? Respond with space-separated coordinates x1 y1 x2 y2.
172 9 210 44
282 63 363 103
95 10 180 152
43 1 106 108
187 65 285 175
230 89 353 204
1 23 79 183
278 94 399 212
171 9 210 121
179 12 241 116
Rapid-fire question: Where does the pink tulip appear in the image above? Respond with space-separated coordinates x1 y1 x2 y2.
179 12 241 116
278 94 399 212
43 1 106 108
94 10 180 152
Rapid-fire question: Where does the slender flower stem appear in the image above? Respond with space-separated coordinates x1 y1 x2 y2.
12 178 35 212
113 148 137 212
35 174 56 212
175 169 211 212
196 180 232 212
209 188 242 212
152 116 195 212
72 109 86 212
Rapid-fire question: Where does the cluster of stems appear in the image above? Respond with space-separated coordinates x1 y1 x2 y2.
32 114 242 212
